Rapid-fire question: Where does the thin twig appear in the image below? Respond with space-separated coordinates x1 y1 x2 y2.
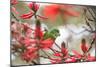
41 49 51 58
85 17 93 30
54 42 61 49
50 48 60 53
87 7 95 20
82 26 95 33
11 12 19 22
40 56 50 59
87 38 95 52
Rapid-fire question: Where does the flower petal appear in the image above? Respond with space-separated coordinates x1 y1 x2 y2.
72 50 82 59
66 57 76 63
54 53 62 57
23 37 36 47
28 2 39 12
11 0 18 5
43 4 59 21
40 38 54 49
20 11 34 19
87 54 96 61
11 7 19 14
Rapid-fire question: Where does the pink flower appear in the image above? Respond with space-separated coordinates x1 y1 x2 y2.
20 11 34 19
87 54 96 61
65 57 77 63
25 29 33 38
34 22 44 39
28 2 39 12
54 53 62 57
21 23 33 32
50 42 73 64
23 37 36 47
81 38 89 53
21 47 38 62
72 50 96 62
50 53 77 64
11 7 19 14
40 38 54 49
50 58 62 64
11 0 18 5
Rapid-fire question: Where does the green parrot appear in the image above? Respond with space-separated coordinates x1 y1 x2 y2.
43 29 60 40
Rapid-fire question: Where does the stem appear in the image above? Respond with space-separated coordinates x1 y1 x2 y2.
50 48 60 53
82 26 95 33
35 20 41 64
40 56 50 59
54 42 61 49
11 12 19 22
36 15 48 19
83 7 96 53
41 49 51 58
87 37 95 52
87 7 95 20
83 7 95 31
85 17 93 31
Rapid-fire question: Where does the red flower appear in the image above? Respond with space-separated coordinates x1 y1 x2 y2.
20 11 34 19
54 53 62 57
34 20 54 49
20 23 33 38
50 58 62 64
23 37 37 47
11 22 21 39
21 23 33 32
61 42 68 58
21 47 38 62
61 47 68 57
25 29 33 38
81 38 89 53
72 50 96 62
34 26 44 39
28 2 39 12
87 54 96 61
50 42 73 64
19 23 54 49
34 20 44 39
43 4 80 21
11 0 18 5
40 38 54 49
23 38 54 49
50 52 77 64
81 44 88 53
11 7 19 14
43 4 59 21
65 57 77 63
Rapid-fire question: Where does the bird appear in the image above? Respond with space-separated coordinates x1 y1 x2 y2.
43 28 60 40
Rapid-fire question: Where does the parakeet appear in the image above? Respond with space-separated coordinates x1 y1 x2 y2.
43 29 60 40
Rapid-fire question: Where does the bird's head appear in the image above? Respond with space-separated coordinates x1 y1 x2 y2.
50 29 60 37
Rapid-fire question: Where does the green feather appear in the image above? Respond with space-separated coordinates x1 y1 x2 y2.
43 29 60 40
